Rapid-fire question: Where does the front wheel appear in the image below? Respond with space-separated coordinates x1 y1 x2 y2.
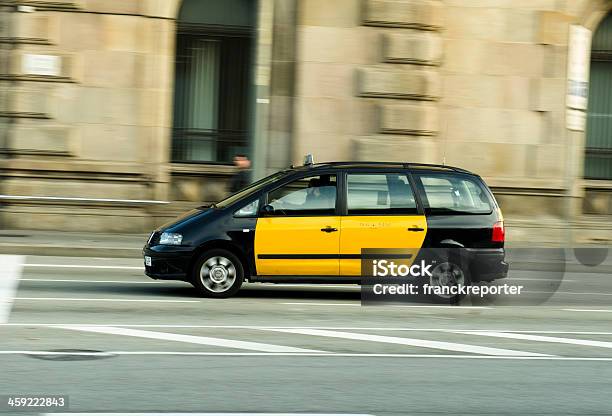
191 249 244 298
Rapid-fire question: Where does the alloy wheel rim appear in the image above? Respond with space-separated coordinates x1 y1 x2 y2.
200 256 236 293
430 262 465 298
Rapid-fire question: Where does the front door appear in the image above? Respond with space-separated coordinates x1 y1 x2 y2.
255 174 340 275
340 173 427 276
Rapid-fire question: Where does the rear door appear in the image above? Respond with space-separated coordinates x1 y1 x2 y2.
339 172 427 276
411 171 498 248
254 173 340 276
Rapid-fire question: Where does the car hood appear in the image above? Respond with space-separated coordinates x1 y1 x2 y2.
158 208 214 233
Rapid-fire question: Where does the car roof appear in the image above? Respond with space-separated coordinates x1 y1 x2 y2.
290 161 475 175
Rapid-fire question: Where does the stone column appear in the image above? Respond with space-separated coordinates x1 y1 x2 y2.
353 0 444 163
251 0 275 181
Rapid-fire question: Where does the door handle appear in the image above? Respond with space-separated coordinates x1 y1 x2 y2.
320 226 338 233
408 227 425 232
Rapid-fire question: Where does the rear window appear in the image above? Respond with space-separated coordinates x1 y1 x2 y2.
414 173 493 215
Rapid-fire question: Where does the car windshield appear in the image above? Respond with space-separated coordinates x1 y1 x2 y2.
213 170 290 209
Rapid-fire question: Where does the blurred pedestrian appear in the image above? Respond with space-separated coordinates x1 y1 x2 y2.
229 154 251 193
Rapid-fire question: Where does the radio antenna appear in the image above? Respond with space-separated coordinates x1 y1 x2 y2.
441 114 449 166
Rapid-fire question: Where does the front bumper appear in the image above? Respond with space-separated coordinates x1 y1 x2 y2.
143 245 194 281
468 248 509 282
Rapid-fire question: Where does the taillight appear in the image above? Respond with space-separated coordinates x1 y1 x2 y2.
492 221 505 243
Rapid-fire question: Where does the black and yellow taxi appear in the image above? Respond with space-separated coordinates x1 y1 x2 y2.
143 159 508 297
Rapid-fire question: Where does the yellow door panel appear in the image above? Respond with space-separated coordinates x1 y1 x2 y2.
255 216 340 275
339 215 427 276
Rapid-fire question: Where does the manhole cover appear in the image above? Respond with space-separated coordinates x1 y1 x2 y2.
25 349 116 361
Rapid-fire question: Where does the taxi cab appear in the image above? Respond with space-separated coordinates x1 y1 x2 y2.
143 159 508 298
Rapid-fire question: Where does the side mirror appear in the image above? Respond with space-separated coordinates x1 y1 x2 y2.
262 204 275 215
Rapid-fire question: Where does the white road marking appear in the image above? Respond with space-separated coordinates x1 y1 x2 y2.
282 302 490 309
0 255 24 323
18 279 355 289
508 278 576 282
562 309 612 313
3 324 612 336
525 290 612 296
24 264 143 270
44 413 374 416
455 331 612 350
282 302 360 307
59 325 327 354
260 328 550 357
391 305 491 310
20 278 165 284
13 297 198 303
1 350 609 361
451 330 612 335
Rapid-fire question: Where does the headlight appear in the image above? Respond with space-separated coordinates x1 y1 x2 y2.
159 232 183 245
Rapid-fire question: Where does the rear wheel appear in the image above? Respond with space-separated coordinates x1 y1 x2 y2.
428 261 471 304
192 249 244 298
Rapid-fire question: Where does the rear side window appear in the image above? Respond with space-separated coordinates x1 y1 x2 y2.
346 173 418 215
414 173 493 215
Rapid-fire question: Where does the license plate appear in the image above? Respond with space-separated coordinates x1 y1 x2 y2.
144 256 152 267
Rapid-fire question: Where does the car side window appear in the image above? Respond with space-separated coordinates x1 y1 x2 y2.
346 174 418 215
234 199 259 217
415 173 493 215
265 174 337 216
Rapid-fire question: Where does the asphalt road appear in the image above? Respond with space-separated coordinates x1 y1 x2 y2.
1 254 612 416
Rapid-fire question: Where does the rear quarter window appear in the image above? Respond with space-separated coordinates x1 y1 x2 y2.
414 173 493 215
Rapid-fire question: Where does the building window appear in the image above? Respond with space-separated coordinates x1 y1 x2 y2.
171 0 254 164
585 13 612 180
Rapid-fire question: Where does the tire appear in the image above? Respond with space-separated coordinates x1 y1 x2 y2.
427 257 471 305
191 249 244 298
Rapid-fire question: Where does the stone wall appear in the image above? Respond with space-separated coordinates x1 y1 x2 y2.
0 0 295 231
1 0 611 241
292 0 612 240
0 0 176 231
440 0 572 218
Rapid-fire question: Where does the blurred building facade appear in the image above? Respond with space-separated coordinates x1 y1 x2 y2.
0 0 611 244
